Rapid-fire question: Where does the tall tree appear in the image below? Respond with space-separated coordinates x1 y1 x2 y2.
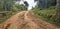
56 0 60 21
2 0 13 11
0 0 3 10
34 0 56 9
24 1 29 10
2 0 21 11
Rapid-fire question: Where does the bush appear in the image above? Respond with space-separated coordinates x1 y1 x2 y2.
32 6 60 27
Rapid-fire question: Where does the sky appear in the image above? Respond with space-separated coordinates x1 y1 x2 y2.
16 0 37 10
24 0 37 9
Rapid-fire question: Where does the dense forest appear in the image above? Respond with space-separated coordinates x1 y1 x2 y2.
0 0 60 27
33 0 60 27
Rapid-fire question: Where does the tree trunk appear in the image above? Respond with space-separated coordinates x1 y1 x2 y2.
56 0 60 20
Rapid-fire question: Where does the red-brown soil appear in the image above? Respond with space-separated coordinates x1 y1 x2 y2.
0 11 60 29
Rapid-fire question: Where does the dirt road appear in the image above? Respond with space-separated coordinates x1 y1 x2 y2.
0 11 59 29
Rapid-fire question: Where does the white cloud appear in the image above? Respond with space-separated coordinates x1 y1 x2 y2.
16 0 37 10
24 0 37 10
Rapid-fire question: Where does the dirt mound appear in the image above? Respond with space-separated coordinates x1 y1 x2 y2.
0 11 59 29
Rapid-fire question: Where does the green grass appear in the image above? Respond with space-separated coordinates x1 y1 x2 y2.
0 10 21 23
0 11 12 23
33 6 60 27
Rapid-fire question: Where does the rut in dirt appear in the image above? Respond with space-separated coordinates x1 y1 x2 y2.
0 11 59 29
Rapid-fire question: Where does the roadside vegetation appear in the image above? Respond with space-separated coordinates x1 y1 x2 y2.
0 0 60 27
0 0 29 23
32 6 60 27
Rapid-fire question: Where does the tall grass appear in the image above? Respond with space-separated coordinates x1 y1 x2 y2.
33 6 60 27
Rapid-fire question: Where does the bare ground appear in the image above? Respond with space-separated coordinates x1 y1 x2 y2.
0 11 60 29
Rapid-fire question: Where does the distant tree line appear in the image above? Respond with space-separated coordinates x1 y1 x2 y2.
0 0 29 11
34 0 56 9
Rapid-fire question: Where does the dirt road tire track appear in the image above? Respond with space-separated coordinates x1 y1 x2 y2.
0 11 26 29
0 11 60 29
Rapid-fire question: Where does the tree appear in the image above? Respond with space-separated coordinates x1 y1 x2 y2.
34 0 37 2
2 0 13 11
24 1 29 10
2 0 21 11
0 0 3 10
56 0 60 22
13 0 21 2
34 0 56 9
19 4 27 10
